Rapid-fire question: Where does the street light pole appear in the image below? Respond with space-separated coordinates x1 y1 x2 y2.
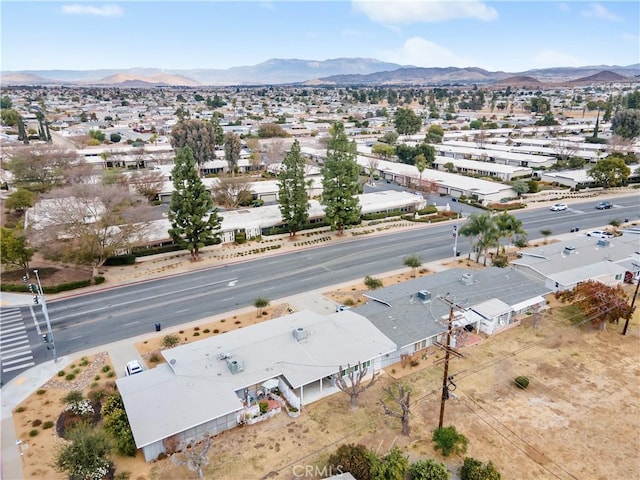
33 269 57 363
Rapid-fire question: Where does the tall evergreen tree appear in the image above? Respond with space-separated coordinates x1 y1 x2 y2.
170 119 218 169
224 132 242 177
168 147 221 261
211 116 224 147
277 140 309 237
17 116 28 144
321 122 362 235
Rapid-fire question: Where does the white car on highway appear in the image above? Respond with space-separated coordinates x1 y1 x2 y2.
550 203 568 211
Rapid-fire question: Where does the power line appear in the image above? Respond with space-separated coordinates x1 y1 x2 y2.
458 394 580 480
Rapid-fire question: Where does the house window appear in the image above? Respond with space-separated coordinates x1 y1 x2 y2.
615 274 622 280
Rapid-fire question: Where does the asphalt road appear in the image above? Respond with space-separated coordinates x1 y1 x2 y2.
6 194 639 383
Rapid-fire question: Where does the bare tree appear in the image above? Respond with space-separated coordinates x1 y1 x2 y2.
212 177 253 208
31 183 154 277
171 436 212 480
380 383 412 435
608 134 633 155
552 140 579 163
264 138 287 166
4 145 90 191
129 169 167 201
335 361 379 410
474 130 487 149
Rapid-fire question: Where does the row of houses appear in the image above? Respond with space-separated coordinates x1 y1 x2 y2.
118 229 640 461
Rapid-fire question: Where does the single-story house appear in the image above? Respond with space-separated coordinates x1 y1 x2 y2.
432 156 532 181
351 267 551 368
511 233 640 292
117 310 397 462
356 157 518 204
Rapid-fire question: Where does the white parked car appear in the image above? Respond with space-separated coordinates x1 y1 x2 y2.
586 230 614 238
125 360 143 376
550 203 568 211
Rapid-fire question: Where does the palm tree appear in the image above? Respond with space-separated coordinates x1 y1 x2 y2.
478 225 499 266
494 212 525 256
459 212 495 263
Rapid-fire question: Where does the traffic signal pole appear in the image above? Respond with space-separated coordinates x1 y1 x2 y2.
29 270 58 363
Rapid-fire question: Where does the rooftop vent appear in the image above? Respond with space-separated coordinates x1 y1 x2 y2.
460 273 474 285
293 326 309 342
226 358 244 374
563 246 576 255
416 290 431 303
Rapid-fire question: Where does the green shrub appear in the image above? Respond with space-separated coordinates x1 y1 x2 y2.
36 389 47 395
364 275 384 290
460 457 501 480
79 357 89 366
106 371 115 378
162 334 180 348
259 401 268 414
94 375 101 381
515 376 530 389
149 353 160 363
65 373 76 381
203 329 210 333
104 254 136 266
132 244 182 257
101 365 111 373
491 255 508 268
193 332 200 336
432 426 468 457
94 276 106 285
43 421 54 430
14 406 25 413
29 429 38 437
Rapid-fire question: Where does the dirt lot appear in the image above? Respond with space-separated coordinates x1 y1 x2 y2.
12 267 640 480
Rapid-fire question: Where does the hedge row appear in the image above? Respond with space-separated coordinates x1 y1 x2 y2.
0 277 104 294
362 209 405 221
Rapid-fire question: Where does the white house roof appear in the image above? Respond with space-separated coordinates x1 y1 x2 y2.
471 298 512 319
432 156 532 175
117 310 396 448
359 157 515 196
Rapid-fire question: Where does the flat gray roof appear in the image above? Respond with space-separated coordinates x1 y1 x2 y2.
117 310 396 448
352 267 550 348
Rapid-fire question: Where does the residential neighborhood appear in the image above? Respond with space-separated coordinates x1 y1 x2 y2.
1 34 640 480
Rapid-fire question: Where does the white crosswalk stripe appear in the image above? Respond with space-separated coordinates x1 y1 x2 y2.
0 307 35 374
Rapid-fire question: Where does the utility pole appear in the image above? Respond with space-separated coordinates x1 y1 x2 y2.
435 295 465 429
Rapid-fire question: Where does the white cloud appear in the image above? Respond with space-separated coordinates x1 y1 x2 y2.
378 37 471 68
61 4 123 17
580 3 622 21
531 50 585 69
622 33 640 42
353 0 498 24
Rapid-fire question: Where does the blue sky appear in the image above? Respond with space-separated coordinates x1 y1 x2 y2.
2 1 638 72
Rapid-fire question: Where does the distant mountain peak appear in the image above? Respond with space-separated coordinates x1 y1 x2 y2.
1 59 638 86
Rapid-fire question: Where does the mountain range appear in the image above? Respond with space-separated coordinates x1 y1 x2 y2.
1 58 639 87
